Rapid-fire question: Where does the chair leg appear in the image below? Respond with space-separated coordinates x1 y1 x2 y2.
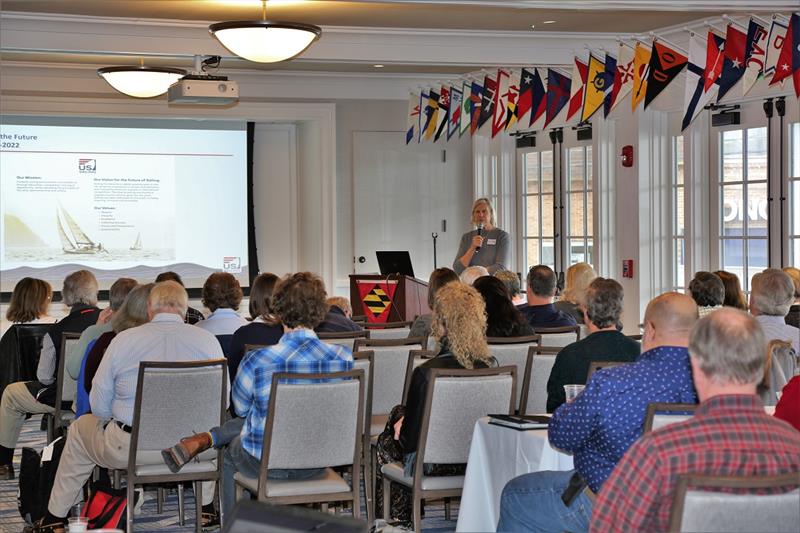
352 467 361 520
178 484 185 526
217 477 224 528
126 482 135 532
381 476 391 521
363 455 371 522
156 487 164 514
113 469 121 490
412 495 422 533
320 503 329 513
194 481 202 533
371 445 379 520
444 497 451 520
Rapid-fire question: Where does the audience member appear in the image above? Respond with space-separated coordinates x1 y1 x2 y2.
498 292 698 532
545 278 641 412
161 272 353 522
774 375 800 432
520 265 577 329
0 270 100 480
25 280 223 532
65 277 136 381
379 282 496 524
688 271 724 317
460 265 489 286
196 272 247 356
76 283 154 417
555 262 597 324
750 268 799 353
473 276 534 337
590 308 800 532
759 339 796 407
154 271 205 324
315 294 363 333
227 273 282 382
494 270 526 307
715 270 748 310
408 268 459 340
783 266 800 328
0 277 56 336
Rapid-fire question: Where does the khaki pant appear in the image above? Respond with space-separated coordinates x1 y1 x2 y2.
48 414 130 517
0 381 54 449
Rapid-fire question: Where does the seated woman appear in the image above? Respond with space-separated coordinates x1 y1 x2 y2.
196 272 248 355
473 276 535 337
227 272 282 382
408 267 459 340
554 262 596 324
0 277 56 336
715 270 748 310
76 283 153 417
378 282 496 523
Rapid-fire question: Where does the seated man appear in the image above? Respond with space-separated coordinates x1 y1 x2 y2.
591 308 800 532
688 271 725 317
546 278 640 412
750 268 799 353
0 270 101 480
27 280 223 532
315 295 363 333
497 292 699 533
161 272 353 520
154 271 205 324
520 265 577 329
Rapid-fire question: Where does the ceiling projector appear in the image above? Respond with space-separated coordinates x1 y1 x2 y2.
168 75 238 105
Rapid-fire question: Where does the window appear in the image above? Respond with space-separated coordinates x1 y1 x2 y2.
672 136 686 291
790 122 800 267
565 145 593 265
520 150 555 270
719 127 768 292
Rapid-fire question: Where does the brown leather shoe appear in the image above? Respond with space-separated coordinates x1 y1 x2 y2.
161 432 212 473
0 463 14 480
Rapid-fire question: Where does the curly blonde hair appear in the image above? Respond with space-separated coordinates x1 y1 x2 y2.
430 283 491 369
561 262 596 305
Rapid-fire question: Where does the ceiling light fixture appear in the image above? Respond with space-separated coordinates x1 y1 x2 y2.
209 0 322 63
373 64 384 68
97 65 187 98
543 20 556 24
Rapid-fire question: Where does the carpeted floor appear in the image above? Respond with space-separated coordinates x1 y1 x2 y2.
0 415 459 532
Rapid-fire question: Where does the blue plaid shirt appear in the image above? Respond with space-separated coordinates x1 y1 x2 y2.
548 346 698 492
232 328 353 459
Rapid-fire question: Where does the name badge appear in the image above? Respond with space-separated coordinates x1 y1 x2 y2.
486 238 497 246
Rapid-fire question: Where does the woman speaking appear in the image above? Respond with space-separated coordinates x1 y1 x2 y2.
453 198 510 275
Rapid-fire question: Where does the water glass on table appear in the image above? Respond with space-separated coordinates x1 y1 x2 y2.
564 384 585 403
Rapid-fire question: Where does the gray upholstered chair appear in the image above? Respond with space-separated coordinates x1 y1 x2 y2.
401 350 437 403
365 321 414 340
381 366 516 532
487 335 541 412
643 402 697 433
125 359 228 532
233 369 365 517
318 330 370 351
586 360 633 381
667 473 800 532
536 325 581 347
352 351 375 522
520 346 560 414
46 332 81 441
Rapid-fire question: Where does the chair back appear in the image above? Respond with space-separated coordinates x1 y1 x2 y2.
643 402 697 433
14 323 50 380
417 367 515 466
56 332 82 403
626 334 643 341
402 350 437 403
520 346 560 414
353 351 374 435
318 330 370 351
216 334 234 358
365 321 414 341
586 360 633 381
668 473 800 533
536 326 581 347
487 336 541 412
353 337 426 416
129 360 227 467
262 370 364 472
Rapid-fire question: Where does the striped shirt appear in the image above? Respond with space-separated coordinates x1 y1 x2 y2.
590 394 800 532
232 328 353 459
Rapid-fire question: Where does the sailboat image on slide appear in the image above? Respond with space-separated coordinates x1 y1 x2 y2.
130 232 142 251
56 203 103 254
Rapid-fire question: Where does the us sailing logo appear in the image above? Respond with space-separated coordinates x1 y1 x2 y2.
78 159 96 173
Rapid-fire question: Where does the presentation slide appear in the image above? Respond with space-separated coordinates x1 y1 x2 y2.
0 121 249 293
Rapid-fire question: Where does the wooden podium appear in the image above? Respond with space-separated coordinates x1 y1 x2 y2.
349 274 429 323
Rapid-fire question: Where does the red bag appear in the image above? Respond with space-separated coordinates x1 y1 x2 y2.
81 477 130 530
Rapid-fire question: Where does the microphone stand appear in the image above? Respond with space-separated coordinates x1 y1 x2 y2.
431 232 438 269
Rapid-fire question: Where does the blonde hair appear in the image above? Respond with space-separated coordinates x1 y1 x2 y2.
430 283 491 369
149 280 188 317
471 198 496 227
561 262 597 305
783 267 800 300
326 296 352 316
111 284 153 333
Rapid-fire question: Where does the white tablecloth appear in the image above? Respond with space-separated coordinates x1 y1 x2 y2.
456 417 573 532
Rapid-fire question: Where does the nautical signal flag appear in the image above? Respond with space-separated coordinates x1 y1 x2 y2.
479 74 497 130
644 40 687 109
530 68 547 126
567 58 588 122
492 69 517 136
423 89 439 141
683 32 720 131
469 80 483 135
545 68 571 127
743 18 769 95
459 81 471 136
356 281 398 323
406 92 420 144
582 54 606 122
765 18 788 78
631 42 651 111
448 85 463 141
611 43 635 113
703 30 725 93
602 53 617 117
770 12 800 97
717 24 748 101
434 86 450 142
517 68 535 124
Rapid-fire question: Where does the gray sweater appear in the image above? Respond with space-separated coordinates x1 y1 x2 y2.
452 227 510 274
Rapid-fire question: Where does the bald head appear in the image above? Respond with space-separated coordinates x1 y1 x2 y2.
642 292 699 351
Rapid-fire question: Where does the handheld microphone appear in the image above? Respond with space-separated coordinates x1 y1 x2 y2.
475 223 484 252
